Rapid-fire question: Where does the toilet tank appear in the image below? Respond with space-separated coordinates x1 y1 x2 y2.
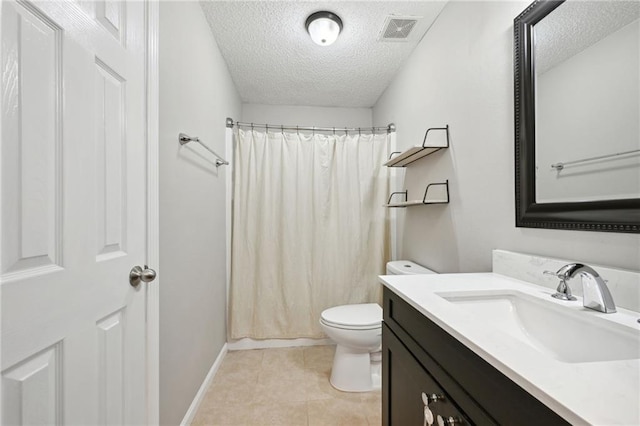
386 260 436 275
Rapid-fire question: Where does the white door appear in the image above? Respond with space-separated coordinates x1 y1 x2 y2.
1 1 153 424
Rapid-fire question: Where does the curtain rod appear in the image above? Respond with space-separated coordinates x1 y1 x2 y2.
225 117 395 133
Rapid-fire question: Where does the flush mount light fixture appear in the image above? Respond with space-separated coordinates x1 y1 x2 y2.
305 11 343 46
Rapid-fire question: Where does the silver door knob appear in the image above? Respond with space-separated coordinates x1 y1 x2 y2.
130 265 157 287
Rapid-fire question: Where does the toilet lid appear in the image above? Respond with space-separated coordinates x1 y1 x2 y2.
320 303 382 329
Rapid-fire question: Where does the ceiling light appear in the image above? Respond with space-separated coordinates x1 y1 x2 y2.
305 11 343 46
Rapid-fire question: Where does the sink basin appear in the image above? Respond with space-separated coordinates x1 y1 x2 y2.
437 290 640 363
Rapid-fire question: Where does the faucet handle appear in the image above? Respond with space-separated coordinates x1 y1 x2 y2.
551 278 577 301
545 269 577 301
544 270 572 280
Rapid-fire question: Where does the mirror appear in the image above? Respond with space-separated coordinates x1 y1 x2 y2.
514 0 640 233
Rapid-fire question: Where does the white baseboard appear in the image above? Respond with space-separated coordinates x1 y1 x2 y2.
227 337 333 351
180 343 228 426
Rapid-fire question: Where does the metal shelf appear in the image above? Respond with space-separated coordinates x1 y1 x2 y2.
384 125 449 167
384 181 449 208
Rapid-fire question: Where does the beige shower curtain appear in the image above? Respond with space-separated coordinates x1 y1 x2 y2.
229 128 390 339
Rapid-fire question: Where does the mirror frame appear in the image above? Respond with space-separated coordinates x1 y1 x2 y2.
514 0 640 233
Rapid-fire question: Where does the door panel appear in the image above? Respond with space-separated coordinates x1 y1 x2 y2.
1 0 62 279
1 1 149 424
2 343 63 425
96 309 125 426
95 57 127 260
96 0 125 43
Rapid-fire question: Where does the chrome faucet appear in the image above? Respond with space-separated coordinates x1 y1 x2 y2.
545 263 617 313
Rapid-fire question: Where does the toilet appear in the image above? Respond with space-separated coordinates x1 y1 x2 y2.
320 260 436 392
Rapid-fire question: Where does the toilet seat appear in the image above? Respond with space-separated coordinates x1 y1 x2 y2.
320 303 382 330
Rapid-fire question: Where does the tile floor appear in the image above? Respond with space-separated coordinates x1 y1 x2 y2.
192 345 381 426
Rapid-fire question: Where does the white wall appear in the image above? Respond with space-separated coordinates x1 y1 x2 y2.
242 103 372 128
373 1 640 273
536 20 640 203
159 3 241 425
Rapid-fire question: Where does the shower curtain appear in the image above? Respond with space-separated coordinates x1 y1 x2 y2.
229 128 390 339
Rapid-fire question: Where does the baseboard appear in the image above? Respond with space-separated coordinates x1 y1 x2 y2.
180 343 228 426
227 337 333 351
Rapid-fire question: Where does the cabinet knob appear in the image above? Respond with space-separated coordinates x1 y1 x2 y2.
423 406 434 426
437 415 464 426
422 392 444 426
421 392 445 406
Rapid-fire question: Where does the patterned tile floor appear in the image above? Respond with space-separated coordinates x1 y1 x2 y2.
192 345 381 426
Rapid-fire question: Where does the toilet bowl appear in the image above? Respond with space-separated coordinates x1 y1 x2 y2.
320 260 436 392
320 303 382 392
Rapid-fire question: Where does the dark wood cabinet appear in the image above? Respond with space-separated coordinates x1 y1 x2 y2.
382 287 569 426
383 324 475 425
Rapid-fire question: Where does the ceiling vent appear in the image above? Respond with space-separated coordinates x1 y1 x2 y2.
379 16 421 42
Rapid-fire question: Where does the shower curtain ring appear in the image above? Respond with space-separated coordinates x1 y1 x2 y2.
345 127 348 135
358 128 361 136
333 127 336 135
296 126 299 135
251 123 254 130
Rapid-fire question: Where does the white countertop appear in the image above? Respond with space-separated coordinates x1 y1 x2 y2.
380 272 640 425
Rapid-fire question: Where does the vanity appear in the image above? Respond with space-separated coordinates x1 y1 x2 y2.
379 251 640 426
382 286 566 425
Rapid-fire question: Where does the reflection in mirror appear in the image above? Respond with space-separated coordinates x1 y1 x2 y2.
533 1 640 204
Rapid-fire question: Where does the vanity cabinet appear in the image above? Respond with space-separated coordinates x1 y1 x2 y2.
382 288 569 426
383 325 477 425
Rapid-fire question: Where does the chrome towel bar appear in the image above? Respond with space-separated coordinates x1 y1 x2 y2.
551 148 639 171
178 133 229 167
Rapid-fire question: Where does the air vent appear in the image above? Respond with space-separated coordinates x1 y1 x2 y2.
379 16 420 42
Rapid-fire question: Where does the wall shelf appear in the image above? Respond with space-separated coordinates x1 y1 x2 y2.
384 125 449 167
384 181 449 208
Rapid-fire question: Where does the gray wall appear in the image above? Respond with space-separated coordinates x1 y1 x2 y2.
242 104 372 128
373 1 640 273
159 3 241 425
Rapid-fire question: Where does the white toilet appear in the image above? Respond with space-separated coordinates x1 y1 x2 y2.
319 260 436 392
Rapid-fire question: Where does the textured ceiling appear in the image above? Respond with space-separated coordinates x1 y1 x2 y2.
200 1 446 107
535 1 640 74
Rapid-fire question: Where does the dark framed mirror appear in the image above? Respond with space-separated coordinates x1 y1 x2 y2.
514 0 640 233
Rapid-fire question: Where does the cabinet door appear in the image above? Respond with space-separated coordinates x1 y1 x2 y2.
383 324 471 426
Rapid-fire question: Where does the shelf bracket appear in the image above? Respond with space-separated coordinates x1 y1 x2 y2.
422 180 449 204
422 125 449 148
387 190 408 205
